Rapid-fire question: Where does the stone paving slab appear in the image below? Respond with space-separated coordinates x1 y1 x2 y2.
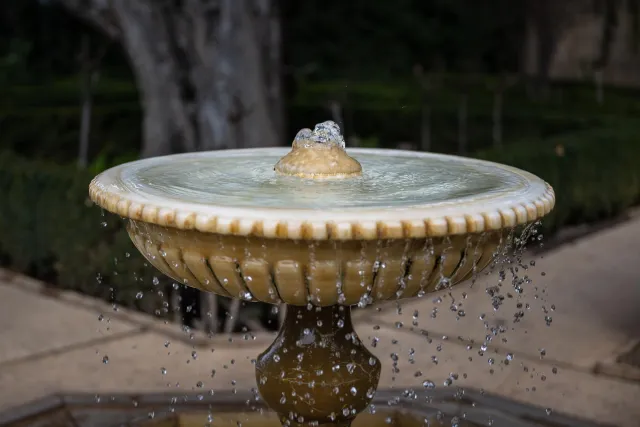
0 276 138 366
367 324 640 427
0 329 261 412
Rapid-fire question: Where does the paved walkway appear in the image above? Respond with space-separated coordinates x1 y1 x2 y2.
1 215 640 426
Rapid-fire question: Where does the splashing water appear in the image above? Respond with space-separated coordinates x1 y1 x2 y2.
295 120 346 149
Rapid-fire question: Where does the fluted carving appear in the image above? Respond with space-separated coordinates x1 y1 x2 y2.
128 221 503 306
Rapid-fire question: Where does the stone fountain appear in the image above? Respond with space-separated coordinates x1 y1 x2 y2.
89 121 554 427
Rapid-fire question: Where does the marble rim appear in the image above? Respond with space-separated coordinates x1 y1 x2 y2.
89 148 555 240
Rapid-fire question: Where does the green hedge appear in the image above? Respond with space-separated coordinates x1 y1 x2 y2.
0 151 162 312
477 127 640 233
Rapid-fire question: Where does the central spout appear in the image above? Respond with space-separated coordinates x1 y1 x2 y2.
275 121 362 179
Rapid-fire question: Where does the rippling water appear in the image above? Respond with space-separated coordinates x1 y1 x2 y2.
119 150 528 210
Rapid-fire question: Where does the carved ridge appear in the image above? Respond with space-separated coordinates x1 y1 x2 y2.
90 178 555 241
127 228 503 306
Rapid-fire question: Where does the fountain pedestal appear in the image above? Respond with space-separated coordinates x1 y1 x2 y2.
256 305 380 427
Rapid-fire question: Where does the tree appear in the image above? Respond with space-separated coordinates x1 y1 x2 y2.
77 36 110 167
59 0 284 157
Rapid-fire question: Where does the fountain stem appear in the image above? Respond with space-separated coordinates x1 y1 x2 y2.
256 305 381 427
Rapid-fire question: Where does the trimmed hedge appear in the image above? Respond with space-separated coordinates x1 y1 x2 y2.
0 151 162 312
477 127 640 233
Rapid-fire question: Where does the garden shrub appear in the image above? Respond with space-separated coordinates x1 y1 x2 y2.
477 126 640 234
0 151 161 312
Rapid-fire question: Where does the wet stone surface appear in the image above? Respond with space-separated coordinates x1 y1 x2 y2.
0 390 611 427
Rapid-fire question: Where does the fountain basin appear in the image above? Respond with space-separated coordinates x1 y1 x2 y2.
0 390 610 427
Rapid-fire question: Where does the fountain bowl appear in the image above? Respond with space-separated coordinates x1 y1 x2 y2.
90 147 554 307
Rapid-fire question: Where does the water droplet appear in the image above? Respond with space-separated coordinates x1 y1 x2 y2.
306 120 346 149
136 292 144 300
161 367 167 375
102 355 109 364
422 380 435 389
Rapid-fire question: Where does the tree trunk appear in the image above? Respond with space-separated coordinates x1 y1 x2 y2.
60 0 284 157
457 94 468 155
593 0 620 72
420 102 431 152
521 0 558 99
492 91 503 148
78 36 93 168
